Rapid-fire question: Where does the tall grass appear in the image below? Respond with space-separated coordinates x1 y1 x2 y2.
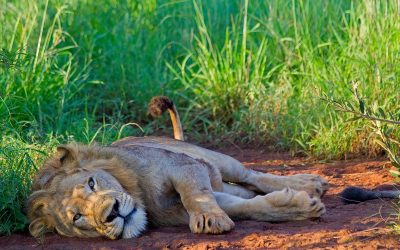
168 0 272 142
1 0 400 234
0 137 55 235
167 0 400 154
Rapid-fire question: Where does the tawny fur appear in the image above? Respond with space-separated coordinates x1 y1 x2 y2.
26 138 329 239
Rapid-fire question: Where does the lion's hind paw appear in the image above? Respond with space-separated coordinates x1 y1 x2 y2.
287 174 330 198
292 190 326 219
256 188 326 221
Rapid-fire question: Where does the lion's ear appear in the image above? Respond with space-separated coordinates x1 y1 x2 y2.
25 190 56 238
26 190 52 216
57 144 78 164
31 144 79 191
29 217 54 238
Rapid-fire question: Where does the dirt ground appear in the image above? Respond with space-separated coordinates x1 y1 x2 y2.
1 147 399 249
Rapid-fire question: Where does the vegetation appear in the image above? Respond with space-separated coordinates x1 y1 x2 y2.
1 0 399 234
323 82 400 178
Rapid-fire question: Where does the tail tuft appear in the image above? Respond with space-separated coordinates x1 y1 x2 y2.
147 96 184 141
340 186 377 204
148 96 174 118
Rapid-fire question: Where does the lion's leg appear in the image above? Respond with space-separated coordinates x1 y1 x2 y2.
222 182 257 199
217 158 329 198
214 188 325 221
171 165 234 234
245 171 329 198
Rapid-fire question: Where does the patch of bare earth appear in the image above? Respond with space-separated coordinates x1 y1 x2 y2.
1 148 399 249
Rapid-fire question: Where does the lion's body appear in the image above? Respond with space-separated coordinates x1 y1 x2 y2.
26 97 329 239
109 136 226 226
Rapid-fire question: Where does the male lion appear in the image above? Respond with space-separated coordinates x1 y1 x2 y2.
26 96 329 239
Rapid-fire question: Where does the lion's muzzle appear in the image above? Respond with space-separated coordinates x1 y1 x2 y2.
105 200 120 223
93 192 145 239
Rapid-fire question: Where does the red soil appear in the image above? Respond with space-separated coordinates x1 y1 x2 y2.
1 148 399 249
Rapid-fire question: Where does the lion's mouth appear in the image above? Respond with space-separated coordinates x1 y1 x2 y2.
118 207 137 239
123 207 137 223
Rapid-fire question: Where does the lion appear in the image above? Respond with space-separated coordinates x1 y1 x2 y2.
26 96 330 240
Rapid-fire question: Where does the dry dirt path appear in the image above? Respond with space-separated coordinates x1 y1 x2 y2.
1 148 399 249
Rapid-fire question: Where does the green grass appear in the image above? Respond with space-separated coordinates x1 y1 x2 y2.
1 0 400 234
0 137 54 235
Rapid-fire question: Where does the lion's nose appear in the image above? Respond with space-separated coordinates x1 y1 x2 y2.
105 200 120 223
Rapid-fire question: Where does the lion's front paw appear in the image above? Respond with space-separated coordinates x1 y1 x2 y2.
287 174 329 198
189 212 234 234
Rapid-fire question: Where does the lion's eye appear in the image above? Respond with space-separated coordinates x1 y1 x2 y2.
73 213 82 222
88 177 95 191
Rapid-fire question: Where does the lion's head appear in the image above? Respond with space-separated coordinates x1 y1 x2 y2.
26 144 147 239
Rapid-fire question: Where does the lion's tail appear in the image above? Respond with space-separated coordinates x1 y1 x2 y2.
340 186 400 204
147 96 184 141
